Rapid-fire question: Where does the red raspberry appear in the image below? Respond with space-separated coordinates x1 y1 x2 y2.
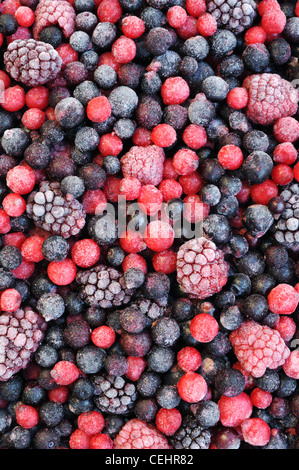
176 237 229 299
190 313 219 343
91 325 116 349
218 392 253 427
229 320 290 378
121 145 165 186
177 346 202 372
155 408 182 436
113 419 171 449
196 13 217 36
177 371 207 403
218 145 243 170
244 26 267 45
16 403 39 429
243 73 298 126
283 350 299 379
250 388 273 409
273 142 298 165
261 10 286 35
71 239 100 268
273 117 299 143
241 418 271 447
182 124 207 149
51 360 80 385
167 6 187 28
268 284 299 315
33 0 76 40
78 411 105 436
151 124 177 148
161 77 190 105
87 96 111 123
144 220 175 253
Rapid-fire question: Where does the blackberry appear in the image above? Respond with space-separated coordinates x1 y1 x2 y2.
76 265 135 309
133 298 165 323
207 0 257 34
4 39 62 87
26 180 86 239
273 183 299 252
93 374 137 415
170 415 211 449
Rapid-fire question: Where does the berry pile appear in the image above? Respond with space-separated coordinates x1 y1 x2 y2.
0 0 298 451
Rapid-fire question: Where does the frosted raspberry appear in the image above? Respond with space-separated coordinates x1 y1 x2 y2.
243 73 299 126
120 145 165 186
230 321 290 378
33 0 76 41
176 237 229 300
4 39 62 87
113 419 171 449
0 307 47 382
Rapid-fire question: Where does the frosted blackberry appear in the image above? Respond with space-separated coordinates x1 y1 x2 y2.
93 374 137 415
76 265 135 309
132 298 165 323
4 39 62 87
207 0 257 35
170 415 212 449
273 183 299 252
0 307 47 382
26 180 86 239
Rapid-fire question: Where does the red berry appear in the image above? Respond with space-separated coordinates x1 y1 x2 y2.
250 180 278 205
179 171 202 195
6 165 36 195
273 117 299 143
190 313 219 343
98 51 120 72
138 184 163 216
294 161 299 182
0 288 22 312
163 158 179 180
261 10 286 34
177 371 207 403
47 258 77 286
143 220 175 252
21 108 45 130
1 85 25 112
71 239 100 268
90 433 113 449
218 145 244 170
283 350 299 379
51 361 80 386
87 96 111 123
132 127 153 147
258 0 281 15
2 193 26 217
155 408 182 436
112 36 136 63
151 124 177 148
81 189 107 215
4 232 26 250
161 77 190 105
173 148 199 175
182 124 207 149
21 235 44 263
25 86 49 110
186 0 206 17
196 12 217 36
0 70 11 89
15 6 35 27
274 316 296 341
268 284 299 315
16 403 39 429
152 249 177 274
273 142 298 165
271 164 293 186
99 132 123 156
159 179 183 202
125 356 147 381
91 325 116 349
121 16 145 39
183 194 209 223
177 346 202 372
227 87 248 110
113 419 170 449
244 26 267 45
78 411 105 436
48 386 70 404
97 0 122 23
241 418 271 447
69 429 90 449
218 392 253 427
119 230 146 254
56 43 78 68
122 253 147 274
250 388 273 409
167 6 187 28
119 177 142 200
12 259 35 279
